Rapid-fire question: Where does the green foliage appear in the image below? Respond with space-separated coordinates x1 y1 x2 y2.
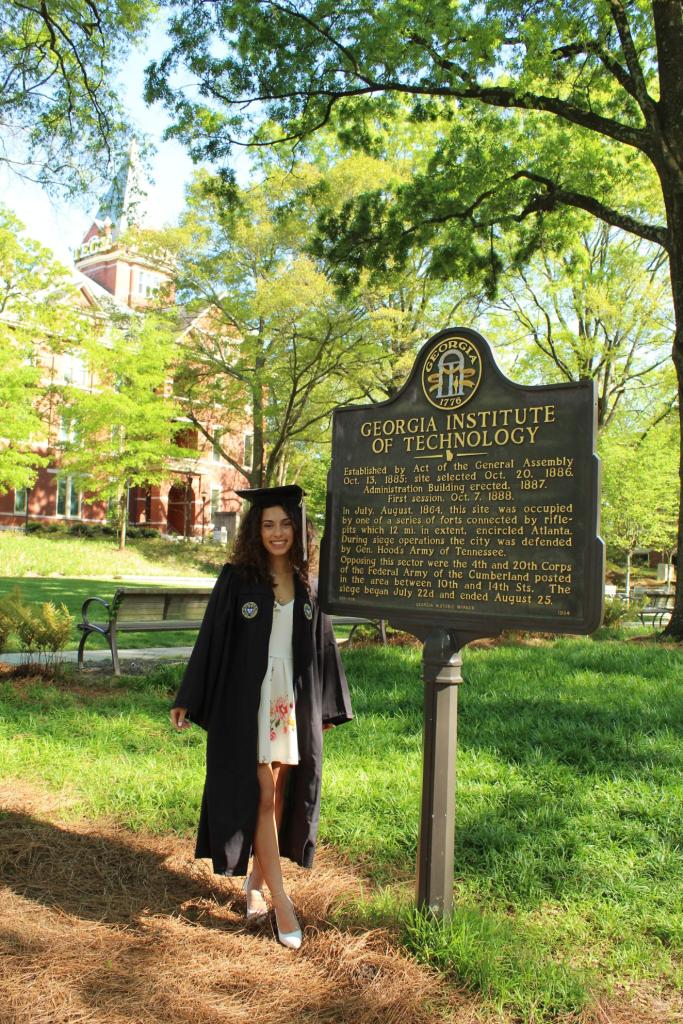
403 905 590 1021
308 138 488 398
66 522 117 539
24 520 69 535
488 222 675 432
0 0 157 194
146 0 669 266
0 588 72 666
600 420 679 561
0 593 14 653
60 312 190 546
155 167 372 485
601 595 642 630
0 205 85 494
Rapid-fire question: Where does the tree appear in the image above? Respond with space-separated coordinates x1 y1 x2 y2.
0 0 156 193
158 169 370 487
146 0 683 635
60 313 191 549
601 419 678 597
487 221 675 431
309 145 489 399
0 204 83 494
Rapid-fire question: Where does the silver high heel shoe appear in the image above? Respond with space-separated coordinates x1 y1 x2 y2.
274 895 302 950
242 875 268 920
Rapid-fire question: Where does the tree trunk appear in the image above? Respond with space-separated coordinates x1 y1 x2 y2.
662 337 683 637
118 489 128 551
661 176 683 637
625 549 632 604
251 374 266 487
653 1 683 636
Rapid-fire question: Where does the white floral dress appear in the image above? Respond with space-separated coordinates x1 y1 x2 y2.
256 599 299 765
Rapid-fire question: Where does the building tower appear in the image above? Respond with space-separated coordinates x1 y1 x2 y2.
74 139 171 309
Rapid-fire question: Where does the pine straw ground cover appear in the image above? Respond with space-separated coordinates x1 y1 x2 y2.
1 639 682 1023
0 782 480 1024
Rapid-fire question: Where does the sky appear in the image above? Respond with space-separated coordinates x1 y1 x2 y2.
0 18 247 266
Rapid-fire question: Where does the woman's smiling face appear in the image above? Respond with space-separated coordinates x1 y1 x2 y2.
260 505 294 559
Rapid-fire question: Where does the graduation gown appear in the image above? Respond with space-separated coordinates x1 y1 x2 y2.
172 564 353 876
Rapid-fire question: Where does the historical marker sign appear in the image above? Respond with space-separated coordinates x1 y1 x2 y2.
320 327 604 634
320 327 604 918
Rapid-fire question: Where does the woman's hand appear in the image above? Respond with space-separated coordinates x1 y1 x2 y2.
170 707 191 730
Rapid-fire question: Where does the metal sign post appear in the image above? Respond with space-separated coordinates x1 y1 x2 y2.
417 630 461 915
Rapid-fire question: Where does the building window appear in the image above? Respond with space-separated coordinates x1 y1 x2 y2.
244 433 253 469
14 488 27 514
210 486 220 522
59 414 77 444
57 477 81 518
63 353 88 387
136 269 159 298
212 430 223 463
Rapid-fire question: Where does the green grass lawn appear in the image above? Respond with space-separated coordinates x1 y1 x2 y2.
0 576 211 651
1 639 681 1022
0 531 224 579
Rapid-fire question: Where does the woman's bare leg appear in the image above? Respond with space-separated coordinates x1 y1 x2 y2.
252 763 298 932
250 763 290 893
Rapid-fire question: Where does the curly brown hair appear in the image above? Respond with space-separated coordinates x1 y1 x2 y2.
231 501 317 590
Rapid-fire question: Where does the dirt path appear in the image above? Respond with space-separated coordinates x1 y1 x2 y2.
0 783 484 1024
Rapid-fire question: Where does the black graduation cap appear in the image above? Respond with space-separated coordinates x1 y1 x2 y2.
236 485 308 560
235 485 305 508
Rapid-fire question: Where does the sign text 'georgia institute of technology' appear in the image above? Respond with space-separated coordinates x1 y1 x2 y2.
320 327 604 635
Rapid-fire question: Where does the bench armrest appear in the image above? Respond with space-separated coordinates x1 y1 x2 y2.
80 596 112 633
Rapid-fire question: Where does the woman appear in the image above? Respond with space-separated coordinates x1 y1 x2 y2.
170 485 353 949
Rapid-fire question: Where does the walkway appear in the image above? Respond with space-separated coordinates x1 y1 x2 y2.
1 646 193 667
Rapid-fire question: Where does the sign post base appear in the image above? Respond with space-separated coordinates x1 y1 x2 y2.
416 629 463 918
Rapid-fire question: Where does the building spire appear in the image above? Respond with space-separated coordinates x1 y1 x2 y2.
94 138 150 239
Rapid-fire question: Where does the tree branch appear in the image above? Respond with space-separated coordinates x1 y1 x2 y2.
607 0 657 119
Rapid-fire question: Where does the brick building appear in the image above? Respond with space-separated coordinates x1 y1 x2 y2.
0 141 249 538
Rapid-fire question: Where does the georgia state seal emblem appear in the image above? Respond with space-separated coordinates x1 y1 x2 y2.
421 336 482 411
303 602 313 620
241 601 258 620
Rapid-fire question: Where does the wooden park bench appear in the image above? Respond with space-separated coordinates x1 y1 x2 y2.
77 587 212 676
636 589 675 629
77 589 387 674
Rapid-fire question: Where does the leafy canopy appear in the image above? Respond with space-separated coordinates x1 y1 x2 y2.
0 204 85 494
600 418 679 558
146 0 672 260
1 0 157 193
486 220 675 431
158 167 371 486
60 312 190 544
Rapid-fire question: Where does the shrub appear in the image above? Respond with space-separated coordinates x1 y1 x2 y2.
601 595 644 629
128 526 161 539
0 599 12 653
0 589 73 669
68 523 94 537
45 521 68 534
24 520 46 534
